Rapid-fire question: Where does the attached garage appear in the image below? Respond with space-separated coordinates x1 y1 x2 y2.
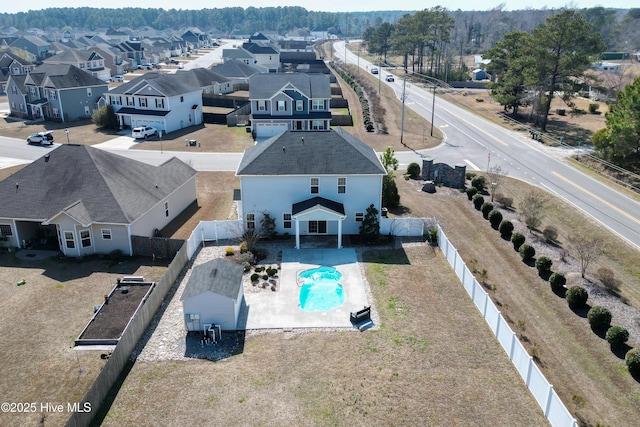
255 122 288 138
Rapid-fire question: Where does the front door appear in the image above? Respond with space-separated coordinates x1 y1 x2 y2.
309 220 327 234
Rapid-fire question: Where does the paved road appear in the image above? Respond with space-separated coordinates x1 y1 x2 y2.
335 41 640 249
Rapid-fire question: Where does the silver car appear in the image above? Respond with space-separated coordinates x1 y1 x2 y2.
26 131 54 145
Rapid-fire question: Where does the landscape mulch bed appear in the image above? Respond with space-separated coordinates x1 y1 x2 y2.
78 283 153 340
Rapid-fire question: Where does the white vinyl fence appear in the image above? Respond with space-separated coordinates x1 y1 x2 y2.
186 220 244 259
438 225 577 427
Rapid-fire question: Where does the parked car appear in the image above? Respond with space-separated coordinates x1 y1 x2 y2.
131 126 157 139
169 59 180 64
137 64 153 70
371 67 379 74
176 63 184 69
111 75 124 82
26 131 54 145
385 74 395 82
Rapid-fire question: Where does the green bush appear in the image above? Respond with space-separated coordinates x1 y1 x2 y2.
606 326 629 349
250 273 260 282
382 175 400 209
511 232 525 251
589 102 600 114
406 162 421 178
481 202 494 219
466 187 478 200
92 104 118 129
535 256 553 273
626 348 640 376
488 210 503 228
473 194 485 210
587 306 612 331
499 220 514 237
471 175 486 191
549 272 567 293
466 172 477 180
519 244 536 261
241 261 251 272
566 285 589 309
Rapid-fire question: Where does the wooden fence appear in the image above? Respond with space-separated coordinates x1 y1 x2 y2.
130 235 185 259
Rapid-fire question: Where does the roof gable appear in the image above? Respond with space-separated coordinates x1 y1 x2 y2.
249 73 330 100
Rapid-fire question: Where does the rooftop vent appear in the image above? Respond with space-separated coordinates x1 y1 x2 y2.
44 154 50 163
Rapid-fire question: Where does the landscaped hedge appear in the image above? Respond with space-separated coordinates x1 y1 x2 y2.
511 232 525 251
466 187 478 200
330 61 380 132
566 285 589 310
587 306 612 331
626 348 640 376
498 220 514 237
549 272 566 293
535 256 552 273
606 326 629 349
488 210 503 229
519 244 536 261
473 194 485 210
481 202 494 219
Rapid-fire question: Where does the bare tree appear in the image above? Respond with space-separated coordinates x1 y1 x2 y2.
519 191 547 232
568 233 604 278
486 165 509 202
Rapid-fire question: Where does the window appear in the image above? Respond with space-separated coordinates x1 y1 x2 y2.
257 100 266 111
52 108 59 118
0 224 12 236
80 230 91 248
64 231 75 249
310 177 319 194
295 100 304 111
101 229 112 240
277 100 286 111
11 84 17 94
126 97 134 106
86 88 92 97
49 90 57 100
180 96 184 102
355 212 364 222
312 120 325 130
283 213 292 229
79 63 85 69
338 177 346 194
155 98 165 108
164 201 169 217
84 106 91 116
312 99 324 110
246 213 255 230
111 96 121 106
139 98 147 108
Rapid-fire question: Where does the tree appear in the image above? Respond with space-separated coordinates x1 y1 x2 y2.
568 233 604 278
592 77 640 167
380 147 399 175
519 191 547 232
486 165 509 202
526 11 605 131
382 175 400 208
359 204 380 243
92 104 118 130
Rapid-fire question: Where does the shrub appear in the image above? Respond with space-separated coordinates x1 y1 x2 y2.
496 194 513 209
241 261 251 272
239 241 248 253
587 306 612 331
108 249 124 262
606 326 629 349
549 272 567 293
626 348 640 376
466 187 478 200
239 251 256 265
589 103 600 114
225 247 234 256
471 175 486 191
597 267 618 291
535 256 553 273
406 162 421 178
488 210 503 228
511 232 525 251
519 244 536 261
250 273 260 282
466 172 477 180
481 202 494 219
498 220 514 236
473 194 485 210
266 267 277 277
382 175 400 208
542 226 558 243
92 104 118 129
566 285 589 309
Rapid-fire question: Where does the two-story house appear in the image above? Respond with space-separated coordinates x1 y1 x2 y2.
106 72 203 134
242 41 280 72
44 49 111 82
10 35 50 61
236 128 387 249
0 51 35 94
249 73 332 138
6 63 108 122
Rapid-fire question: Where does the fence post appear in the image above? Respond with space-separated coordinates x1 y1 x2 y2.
495 313 501 336
509 332 516 360
525 356 533 386
544 385 554 417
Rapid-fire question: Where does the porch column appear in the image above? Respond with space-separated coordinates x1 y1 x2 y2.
295 219 300 249
337 219 342 249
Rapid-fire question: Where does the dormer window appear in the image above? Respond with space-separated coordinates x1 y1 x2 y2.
277 100 286 111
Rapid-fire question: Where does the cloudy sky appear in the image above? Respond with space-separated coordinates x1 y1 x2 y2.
3 1 634 14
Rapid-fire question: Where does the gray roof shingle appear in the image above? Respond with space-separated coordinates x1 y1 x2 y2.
107 72 201 98
0 144 196 224
249 73 330 100
236 128 386 176
181 258 244 301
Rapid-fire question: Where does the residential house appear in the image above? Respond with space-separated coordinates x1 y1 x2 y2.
242 41 280 72
0 144 197 257
115 39 147 68
44 49 111 82
106 72 203 134
181 28 209 49
0 51 35 94
6 63 108 121
181 258 245 332
248 73 331 138
222 47 256 65
176 68 232 95
105 29 130 44
235 128 386 249
10 35 50 61
209 59 262 88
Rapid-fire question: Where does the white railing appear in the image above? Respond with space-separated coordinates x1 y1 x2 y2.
438 225 577 427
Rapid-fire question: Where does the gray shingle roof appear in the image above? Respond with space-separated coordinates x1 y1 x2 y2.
27 63 107 89
249 73 330 100
0 144 196 224
209 59 261 79
292 197 345 216
181 258 244 301
236 128 386 176
107 72 202 98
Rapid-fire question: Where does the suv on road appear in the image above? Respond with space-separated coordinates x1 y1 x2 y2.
385 74 395 82
26 131 54 145
371 67 379 74
131 126 157 139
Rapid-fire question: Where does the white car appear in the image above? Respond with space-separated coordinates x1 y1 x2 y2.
26 131 54 145
371 67 379 74
385 74 395 82
131 126 157 139
111 75 124 82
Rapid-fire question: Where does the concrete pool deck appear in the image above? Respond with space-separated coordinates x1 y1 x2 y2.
238 248 370 329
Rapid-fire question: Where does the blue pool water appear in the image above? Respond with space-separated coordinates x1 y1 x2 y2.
299 266 345 312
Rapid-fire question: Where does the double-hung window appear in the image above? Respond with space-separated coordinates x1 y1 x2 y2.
246 213 255 230
311 99 324 110
295 100 304 111
283 213 292 229
338 177 346 194
257 100 266 111
277 100 286 111
310 178 319 194
80 230 91 248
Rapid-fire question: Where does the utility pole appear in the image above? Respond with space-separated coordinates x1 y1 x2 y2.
400 72 407 146
378 56 381 94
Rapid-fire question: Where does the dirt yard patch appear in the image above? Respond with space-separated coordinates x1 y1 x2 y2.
0 117 120 145
129 123 254 153
0 254 167 427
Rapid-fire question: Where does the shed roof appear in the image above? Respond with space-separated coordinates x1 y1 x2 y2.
181 258 244 301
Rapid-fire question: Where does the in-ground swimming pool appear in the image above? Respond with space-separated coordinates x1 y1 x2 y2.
299 266 345 312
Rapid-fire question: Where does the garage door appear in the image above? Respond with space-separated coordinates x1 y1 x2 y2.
255 123 288 138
